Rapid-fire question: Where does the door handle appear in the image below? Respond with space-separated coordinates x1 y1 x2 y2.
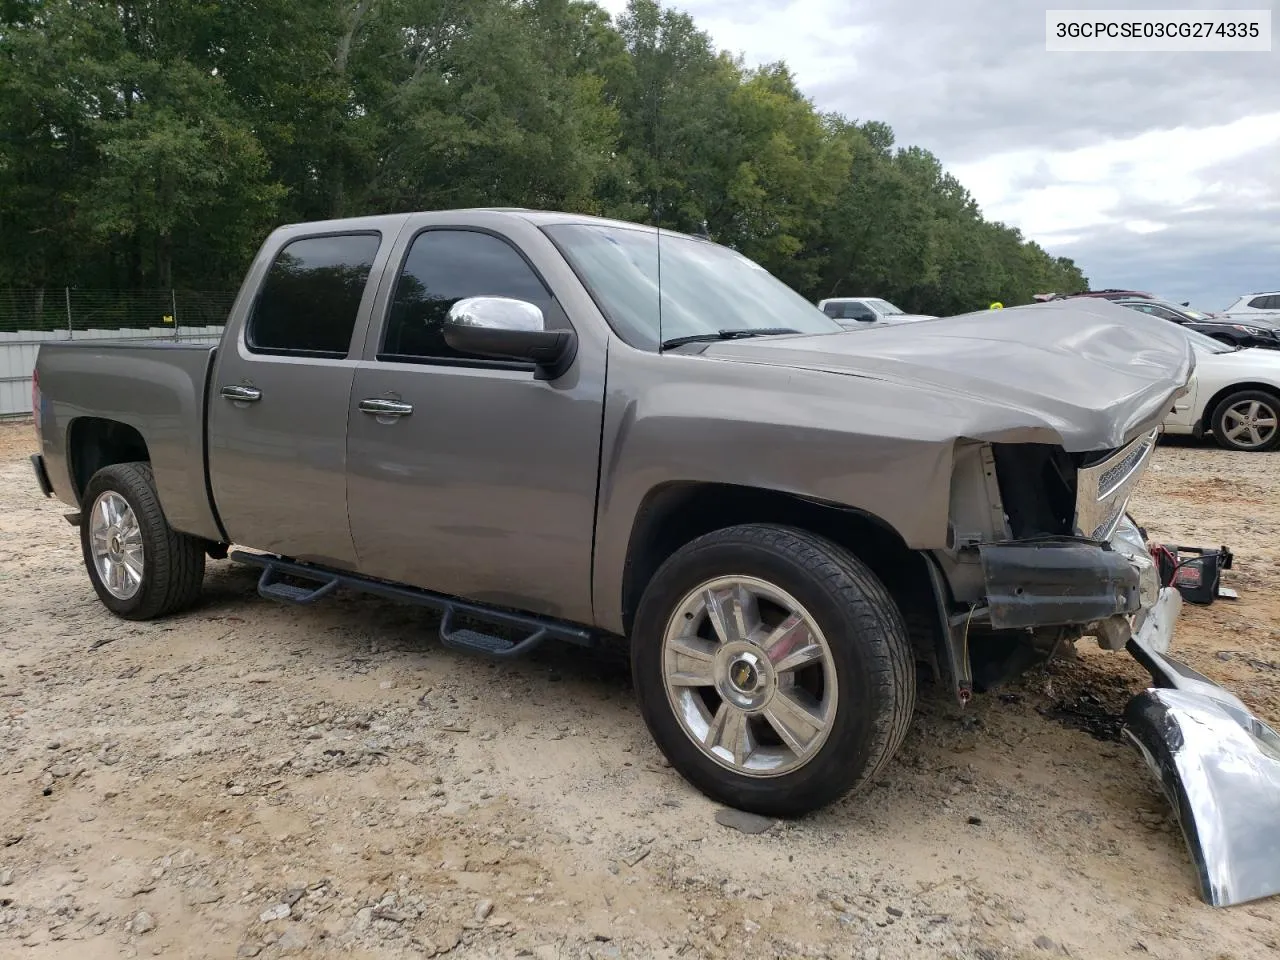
220 384 262 402
359 398 414 417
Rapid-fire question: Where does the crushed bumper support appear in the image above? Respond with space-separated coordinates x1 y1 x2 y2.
1125 606 1280 907
978 540 1140 630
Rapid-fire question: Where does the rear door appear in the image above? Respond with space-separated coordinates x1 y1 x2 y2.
207 228 393 569
345 219 606 623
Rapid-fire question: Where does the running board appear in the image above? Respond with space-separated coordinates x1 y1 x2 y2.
257 562 340 605
229 550 597 657
439 608 549 659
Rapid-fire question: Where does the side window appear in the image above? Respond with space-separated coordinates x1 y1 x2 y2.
247 233 381 357
381 230 557 363
821 302 840 318
1248 295 1278 310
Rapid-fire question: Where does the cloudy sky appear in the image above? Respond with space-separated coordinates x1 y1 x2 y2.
599 0 1280 310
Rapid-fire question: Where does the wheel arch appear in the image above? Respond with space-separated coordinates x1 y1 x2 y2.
1197 381 1280 434
619 481 952 685
67 417 150 506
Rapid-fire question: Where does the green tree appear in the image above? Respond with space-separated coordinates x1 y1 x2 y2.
0 0 1088 312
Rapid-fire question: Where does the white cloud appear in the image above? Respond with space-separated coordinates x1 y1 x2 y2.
951 111 1280 242
596 1 1280 307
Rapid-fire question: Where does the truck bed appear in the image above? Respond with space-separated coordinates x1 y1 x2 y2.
35 340 223 541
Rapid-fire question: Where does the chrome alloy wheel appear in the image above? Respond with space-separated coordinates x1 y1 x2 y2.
661 576 838 777
1222 398 1279 449
89 491 144 600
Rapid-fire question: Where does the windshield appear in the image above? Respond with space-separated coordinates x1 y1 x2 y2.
543 223 841 350
866 298 904 315
1147 299 1209 320
1183 326 1236 354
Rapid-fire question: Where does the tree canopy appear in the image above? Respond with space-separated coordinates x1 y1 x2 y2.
0 0 1088 308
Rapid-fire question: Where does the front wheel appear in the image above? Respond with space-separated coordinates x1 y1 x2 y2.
80 462 206 619
631 524 916 817
1211 389 1280 452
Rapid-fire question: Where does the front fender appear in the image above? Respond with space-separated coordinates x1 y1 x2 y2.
590 348 963 633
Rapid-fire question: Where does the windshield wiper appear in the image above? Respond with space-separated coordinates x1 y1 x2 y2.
660 328 801 350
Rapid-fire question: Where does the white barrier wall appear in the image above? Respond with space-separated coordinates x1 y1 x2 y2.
0 326 225 418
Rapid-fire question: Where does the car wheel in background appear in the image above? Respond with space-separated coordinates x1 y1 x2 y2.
1210 390 1280 452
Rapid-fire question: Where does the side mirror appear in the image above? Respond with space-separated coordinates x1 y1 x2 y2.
442 296 577 381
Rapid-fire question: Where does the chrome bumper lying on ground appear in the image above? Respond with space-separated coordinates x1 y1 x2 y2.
1123 588 1280 908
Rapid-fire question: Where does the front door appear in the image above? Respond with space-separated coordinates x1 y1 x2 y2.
207 230 387 568
345 226 605 622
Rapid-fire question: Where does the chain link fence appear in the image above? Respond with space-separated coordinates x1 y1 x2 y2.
1 289 236 417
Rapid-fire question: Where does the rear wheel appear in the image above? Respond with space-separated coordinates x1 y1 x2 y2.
631 524 916 817
80 462 205 619
1211 390 1280 452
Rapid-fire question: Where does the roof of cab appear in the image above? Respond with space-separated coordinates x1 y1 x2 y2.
274 207 703 242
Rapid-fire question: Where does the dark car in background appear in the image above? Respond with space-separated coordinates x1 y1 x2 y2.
1032 289 1157 303
1115 298 1280 351
1069 288 1158 301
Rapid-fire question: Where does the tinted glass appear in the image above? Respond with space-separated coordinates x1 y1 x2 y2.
382 230 555 361
545 223 840 350
248 234 380 355
827 301 875 321
1248 295 1279 310
1125 303 1173 321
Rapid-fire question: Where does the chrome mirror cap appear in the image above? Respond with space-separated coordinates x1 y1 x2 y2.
446 296 545 332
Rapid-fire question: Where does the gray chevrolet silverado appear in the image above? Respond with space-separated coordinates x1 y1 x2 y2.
30 210 1280 905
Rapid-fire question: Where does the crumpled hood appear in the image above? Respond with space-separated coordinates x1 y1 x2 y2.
703 298 1196 452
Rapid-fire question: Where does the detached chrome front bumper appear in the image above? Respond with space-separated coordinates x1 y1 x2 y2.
1122 589 1280 907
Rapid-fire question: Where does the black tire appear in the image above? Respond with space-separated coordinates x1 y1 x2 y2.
80 461 206 620
631 523 916 817
1210 389 1280 452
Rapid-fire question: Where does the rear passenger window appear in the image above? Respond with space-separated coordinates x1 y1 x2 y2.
380 229 557 363
247 233 381 356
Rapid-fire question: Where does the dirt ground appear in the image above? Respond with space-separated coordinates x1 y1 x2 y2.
1 418 1278 960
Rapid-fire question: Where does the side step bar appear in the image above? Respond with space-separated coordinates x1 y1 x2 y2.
229 550 597 660
257 562 341 605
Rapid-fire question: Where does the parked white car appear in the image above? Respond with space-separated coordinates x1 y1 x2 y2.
817 297 936 327
1163 327 1280 452
1218 291 1280 323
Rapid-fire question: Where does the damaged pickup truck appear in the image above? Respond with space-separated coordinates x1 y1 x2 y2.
30 210 1280 906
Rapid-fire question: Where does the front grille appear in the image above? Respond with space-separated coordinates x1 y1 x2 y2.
1097 440 1152 499
1074 429 1159 541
